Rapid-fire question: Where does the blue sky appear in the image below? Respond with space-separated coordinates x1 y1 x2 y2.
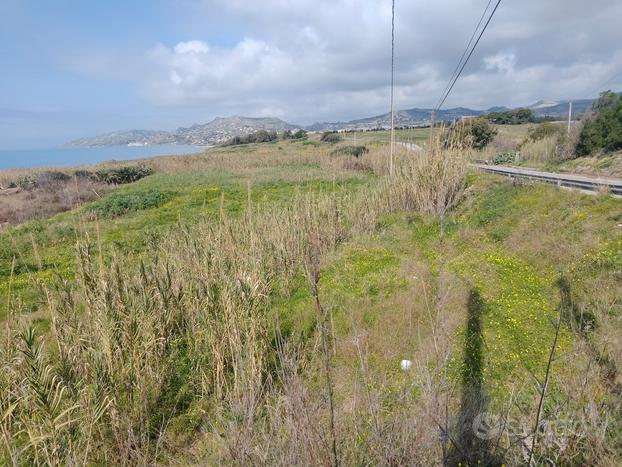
2 0 622 149
0 0 242 148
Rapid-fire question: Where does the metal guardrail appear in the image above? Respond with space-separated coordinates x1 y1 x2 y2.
470 163 622 196
395 140 622 196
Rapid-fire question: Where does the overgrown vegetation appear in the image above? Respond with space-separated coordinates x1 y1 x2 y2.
331 145 369 158
87 188 173 218
90 165 154 185
491 151 518 165
282 129 307 140
0 130 621 465
448 117 498 149
486 107 556 125
577 91 622 156
223 129 279 146
0 165 155 229
320 131 343 143
487 107 537 124
525 121 563 142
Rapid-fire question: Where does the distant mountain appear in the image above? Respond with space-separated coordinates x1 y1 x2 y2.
526 98 594 117
66 96 608 148
66 129 173 147
307 106 503 132
308 99 600 132
64 116 297 147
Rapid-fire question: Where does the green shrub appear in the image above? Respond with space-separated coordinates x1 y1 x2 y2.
16 174 39 191
94 165 153 185
321 132 343 144
576 91 622 156
447 118 498 149
88 189 172 218
224 130 278 146
491 151 518 165
525 123 562 143
486 108 536 124
292 129 307 139
73 169 94 179
330 145 369 158
283 129 307 140
16 171 71 190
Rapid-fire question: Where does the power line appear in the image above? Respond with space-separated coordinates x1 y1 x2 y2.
389 0 396 176
434 0 494 112
588 68 622 98
434 0 502 114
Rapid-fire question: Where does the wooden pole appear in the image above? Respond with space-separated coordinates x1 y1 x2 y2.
389 0 395 176
568 99 572 136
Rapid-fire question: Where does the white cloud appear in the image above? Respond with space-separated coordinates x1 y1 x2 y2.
485 52 516 74
65 0 622 123
173 40 209 55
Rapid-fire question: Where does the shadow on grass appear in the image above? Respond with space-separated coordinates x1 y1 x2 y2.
445 288 503 466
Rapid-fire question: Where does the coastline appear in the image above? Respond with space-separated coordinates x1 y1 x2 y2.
0 144 211 171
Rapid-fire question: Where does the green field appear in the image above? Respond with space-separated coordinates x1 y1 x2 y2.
1 133 621 465
0 139 375 319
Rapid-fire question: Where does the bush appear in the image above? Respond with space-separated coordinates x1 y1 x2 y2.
16 174 39 191
525 123 562 143
16 171 71 190
487 108 535 124
294 129 307 139
576 91 622 156
224 130 278 146
321 132 343 144
88 189 172 218
284 129 307 140
447 118 498 150
94 165 153 185
74 169 94 179
491 151 518 165
330 145 369 158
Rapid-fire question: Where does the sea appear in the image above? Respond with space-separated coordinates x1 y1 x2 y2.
0 145 209 170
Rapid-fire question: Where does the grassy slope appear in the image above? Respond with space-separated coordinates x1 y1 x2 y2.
0 139 373 320
277 175 621 411
1 136 621 462
4 138 620 393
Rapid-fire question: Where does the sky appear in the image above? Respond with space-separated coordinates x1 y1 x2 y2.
1 0 622 149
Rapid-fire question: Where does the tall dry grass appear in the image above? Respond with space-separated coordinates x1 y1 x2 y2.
0 129 473 465
7 129 615 465
519 135 558 164
0 178 110 228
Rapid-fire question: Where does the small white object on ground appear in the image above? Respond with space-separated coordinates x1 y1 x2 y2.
400 359 412 371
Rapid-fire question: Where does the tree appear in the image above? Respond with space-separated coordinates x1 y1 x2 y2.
525 122 562 142
448 118 497 150
487 108 535 124
592 90 619 112
223 130 278 146
320 132 342 143
576 92 622 156
292 129 307 139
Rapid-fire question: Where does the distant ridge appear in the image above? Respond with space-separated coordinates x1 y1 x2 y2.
306 98 596 132
65 96 606 147
64 116 297 148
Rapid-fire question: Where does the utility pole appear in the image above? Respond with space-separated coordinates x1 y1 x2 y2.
568 99 572 136
389 0 395 176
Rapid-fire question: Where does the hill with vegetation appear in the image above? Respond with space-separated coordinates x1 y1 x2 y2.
66 95 613 148
65 116 297 147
